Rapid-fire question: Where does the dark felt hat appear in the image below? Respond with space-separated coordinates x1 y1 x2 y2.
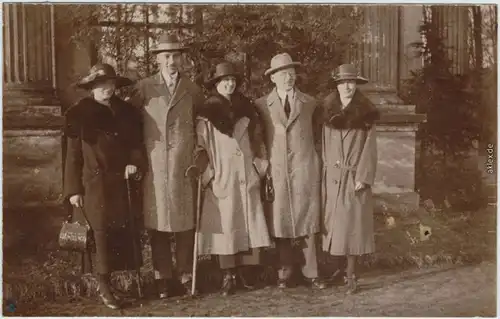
76 63 134 89
331 64 369 84
205 61 243 88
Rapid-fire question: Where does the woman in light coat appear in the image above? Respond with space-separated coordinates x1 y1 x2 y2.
321 64 379 294
195 62 271 296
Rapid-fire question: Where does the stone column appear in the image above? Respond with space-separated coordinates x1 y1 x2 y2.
3 3 63 209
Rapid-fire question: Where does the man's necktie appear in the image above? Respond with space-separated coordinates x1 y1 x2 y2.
167 80 175 94
284 94 291 119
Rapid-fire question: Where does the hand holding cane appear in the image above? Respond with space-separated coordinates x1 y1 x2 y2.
185 164 203 297
125 172 144 299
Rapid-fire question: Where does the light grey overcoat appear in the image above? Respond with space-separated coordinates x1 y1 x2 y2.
255 88 322 238
130 73 204 232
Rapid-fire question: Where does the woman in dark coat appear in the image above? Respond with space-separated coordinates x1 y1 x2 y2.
321 64 379 295
63 63 146 309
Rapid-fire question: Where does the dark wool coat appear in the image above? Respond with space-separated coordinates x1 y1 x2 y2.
320 90 379 256
64 95 146 229
194 92 271 255
63 96 146 272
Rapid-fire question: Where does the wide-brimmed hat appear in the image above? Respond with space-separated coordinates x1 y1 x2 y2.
331 64 369 84
205 61 242 88
150 34 188 54
76 63 134 89
264 53 302 77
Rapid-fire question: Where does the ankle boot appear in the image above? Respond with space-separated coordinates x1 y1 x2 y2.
221 269 236 296
155 278 169 299
344 274 358 295
97 274 120 310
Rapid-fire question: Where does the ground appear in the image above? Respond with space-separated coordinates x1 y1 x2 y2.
8 261 496 317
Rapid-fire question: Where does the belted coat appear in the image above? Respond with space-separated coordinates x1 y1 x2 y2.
129 73 204 232
320 90 379 256
255 88 322 238
195 92 271 255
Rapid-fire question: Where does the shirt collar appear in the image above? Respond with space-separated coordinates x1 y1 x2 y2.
276 88 295 103
162 71 179 85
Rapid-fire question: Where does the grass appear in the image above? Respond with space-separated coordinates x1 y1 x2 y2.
3 205 496 303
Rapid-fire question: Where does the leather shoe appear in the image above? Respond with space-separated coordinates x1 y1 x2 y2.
98 290 121 310
155 279 169 299
306 277 327 290
277 278 289 289
221 272 236 296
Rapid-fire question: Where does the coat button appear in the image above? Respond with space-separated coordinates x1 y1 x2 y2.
334 180 339 185
236 150 242 156
335 161 340 168
240 180 245 185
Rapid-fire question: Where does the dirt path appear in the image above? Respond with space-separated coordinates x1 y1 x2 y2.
11 261 496 317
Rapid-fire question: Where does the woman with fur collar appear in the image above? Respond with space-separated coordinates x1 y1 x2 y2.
320 64 379 295
195 62 271 296
63 63 145 309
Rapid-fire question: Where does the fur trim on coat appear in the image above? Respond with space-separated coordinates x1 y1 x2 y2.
323 90 380 130
196 91 259 137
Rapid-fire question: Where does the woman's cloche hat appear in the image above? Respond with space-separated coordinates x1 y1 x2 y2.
331 64 369 84
150 33 188 54
264 53 302 77
205 61 242 88
76 63 134 89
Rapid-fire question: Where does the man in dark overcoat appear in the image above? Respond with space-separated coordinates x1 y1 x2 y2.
128 33 204 298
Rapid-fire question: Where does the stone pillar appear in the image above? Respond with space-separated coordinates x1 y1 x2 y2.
3 3 63 209
373 104 427 213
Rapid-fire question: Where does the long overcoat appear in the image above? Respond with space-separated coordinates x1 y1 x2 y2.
195 92 271 255
63 95 146 271
255 88 322 238
130 73 204 232
321 90 379 256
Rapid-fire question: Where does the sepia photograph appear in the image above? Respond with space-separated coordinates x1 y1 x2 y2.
2 2 497 316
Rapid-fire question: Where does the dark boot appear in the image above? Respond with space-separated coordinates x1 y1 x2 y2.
236 267 257 290
155 278 169 299
97 274 120 310
180 273 195 296
221 269 236 296
344 275 358 295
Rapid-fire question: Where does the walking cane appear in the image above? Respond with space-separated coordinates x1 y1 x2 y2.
125 175 144 299
185 165 203 297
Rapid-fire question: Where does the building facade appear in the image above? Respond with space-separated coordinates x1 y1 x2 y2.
3 4 472 211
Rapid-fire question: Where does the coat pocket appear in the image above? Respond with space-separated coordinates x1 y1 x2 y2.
211 183 229 199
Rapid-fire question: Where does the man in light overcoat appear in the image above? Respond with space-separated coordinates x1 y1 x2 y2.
255 53 326 289
129 34 204 298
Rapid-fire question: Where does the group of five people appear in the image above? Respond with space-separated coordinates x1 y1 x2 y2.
63 34 379 310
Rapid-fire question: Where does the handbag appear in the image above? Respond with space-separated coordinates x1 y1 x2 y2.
58 206 92 252
261 169 275 203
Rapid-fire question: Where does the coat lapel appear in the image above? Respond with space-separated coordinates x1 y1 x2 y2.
267 89 287 126
152 73 172 107
233 117 250 143
287 90 304 128
168 76 189 110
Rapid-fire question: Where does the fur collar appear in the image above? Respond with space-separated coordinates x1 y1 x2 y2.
323 90 379 130
197 91 258 137
64 95 133 138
